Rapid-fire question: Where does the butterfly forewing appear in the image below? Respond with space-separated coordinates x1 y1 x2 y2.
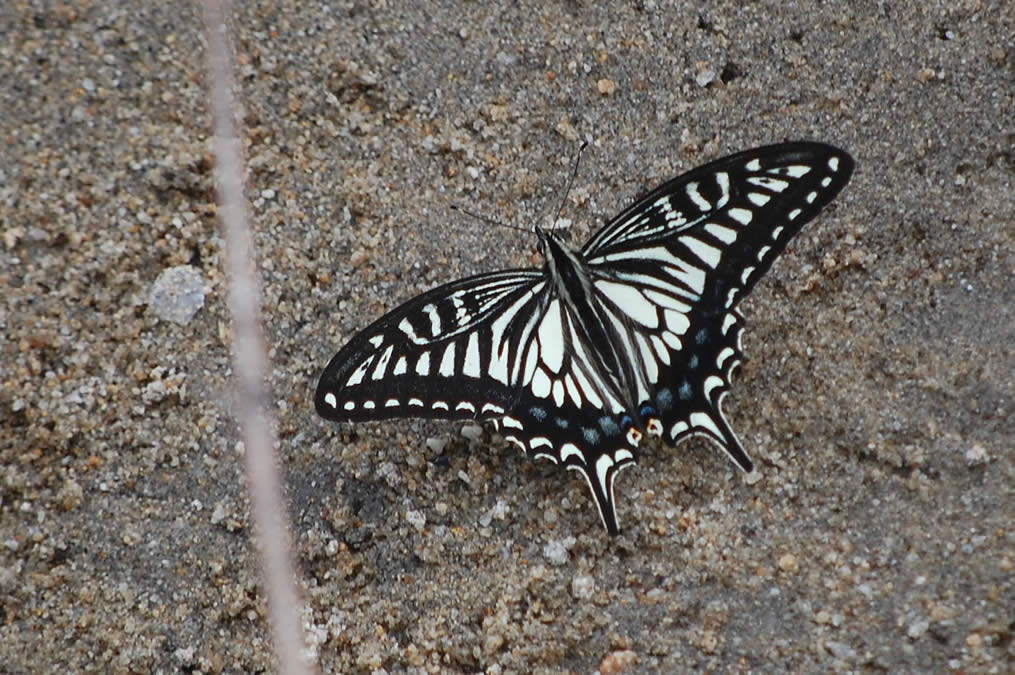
315 270 545 421
585 142 854 307
316 141 854 534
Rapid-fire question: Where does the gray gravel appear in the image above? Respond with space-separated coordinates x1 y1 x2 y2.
1 1 1012 673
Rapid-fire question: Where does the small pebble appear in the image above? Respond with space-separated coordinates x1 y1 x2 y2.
597 78 617 95
600 649 637 673
425 437 448 453
406 510 426 532
149 265 206 325
825 640 856 661
543 540 568 565
460 424 483 441
907 619 929 639
778 553 799 574
571 574 595 599
695 65 716 87
964 443 988 465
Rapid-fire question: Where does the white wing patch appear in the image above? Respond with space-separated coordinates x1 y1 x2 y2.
727 208 753 226
746 176 789 192
705 223 739 244
531 367 552 398
398 318 423 344
552 379 566 407
538 299 565 372
371 345 394 380
463 332 481 378
439 342 456 376
415 351 430 376
679 235 721 269
595 280 659 328
685 181 712 211
423 304 441 336
776 164 812 178
642 288 692 313
346 359 371 387
564 373 584 407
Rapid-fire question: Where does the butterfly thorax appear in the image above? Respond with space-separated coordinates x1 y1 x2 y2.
536 227 644 425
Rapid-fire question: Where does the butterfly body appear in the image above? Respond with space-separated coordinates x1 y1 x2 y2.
316 142 854 534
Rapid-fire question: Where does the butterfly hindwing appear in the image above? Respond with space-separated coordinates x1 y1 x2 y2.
495 387 638 536
316 142 854 534
583 263 754 475
649 307 752 470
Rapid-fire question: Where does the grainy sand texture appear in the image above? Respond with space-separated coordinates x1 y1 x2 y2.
1 1 1012 672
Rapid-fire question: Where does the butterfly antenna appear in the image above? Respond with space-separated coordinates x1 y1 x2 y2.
549 140 589 232
449 204 529 234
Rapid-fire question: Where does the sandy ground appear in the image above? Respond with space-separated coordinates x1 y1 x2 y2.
2 1 1012 673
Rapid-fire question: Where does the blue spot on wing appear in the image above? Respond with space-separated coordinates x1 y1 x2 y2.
598 416 620 436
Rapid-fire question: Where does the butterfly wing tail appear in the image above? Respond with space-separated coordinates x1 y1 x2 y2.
564 448 637 535
696 409 753 472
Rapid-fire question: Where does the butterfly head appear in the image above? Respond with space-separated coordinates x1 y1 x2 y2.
534 226 554 265
535 224 565 247
534 226 574 261
534 226 548 253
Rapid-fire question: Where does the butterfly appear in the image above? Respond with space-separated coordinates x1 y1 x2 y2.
316 142 854 534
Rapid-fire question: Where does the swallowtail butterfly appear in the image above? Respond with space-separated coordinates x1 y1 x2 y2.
316 142 854 534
